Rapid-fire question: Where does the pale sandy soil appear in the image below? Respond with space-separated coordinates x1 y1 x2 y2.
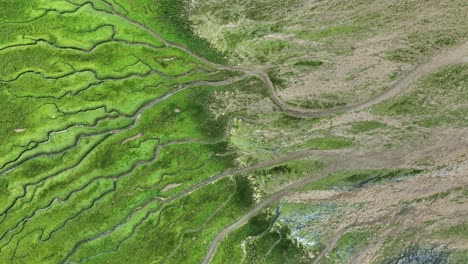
121 133 143 145
161 183 182 193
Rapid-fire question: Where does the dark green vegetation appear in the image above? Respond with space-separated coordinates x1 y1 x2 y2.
211 212 311 264
436 222 468 240
294 60 324 67
303 169 422 191
124 0 226 63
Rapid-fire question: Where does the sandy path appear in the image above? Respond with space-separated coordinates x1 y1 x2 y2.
201 149 404 264
89 2 468 119
261 41 468 118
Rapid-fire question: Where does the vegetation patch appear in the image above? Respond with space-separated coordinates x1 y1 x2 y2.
373 64 468 127
293 60 324 67
386 30 463 63
349 121 387 133
248 159 325 194
302 168 422 191
212 211 311 264
322 228 374 264
290 136 354 151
